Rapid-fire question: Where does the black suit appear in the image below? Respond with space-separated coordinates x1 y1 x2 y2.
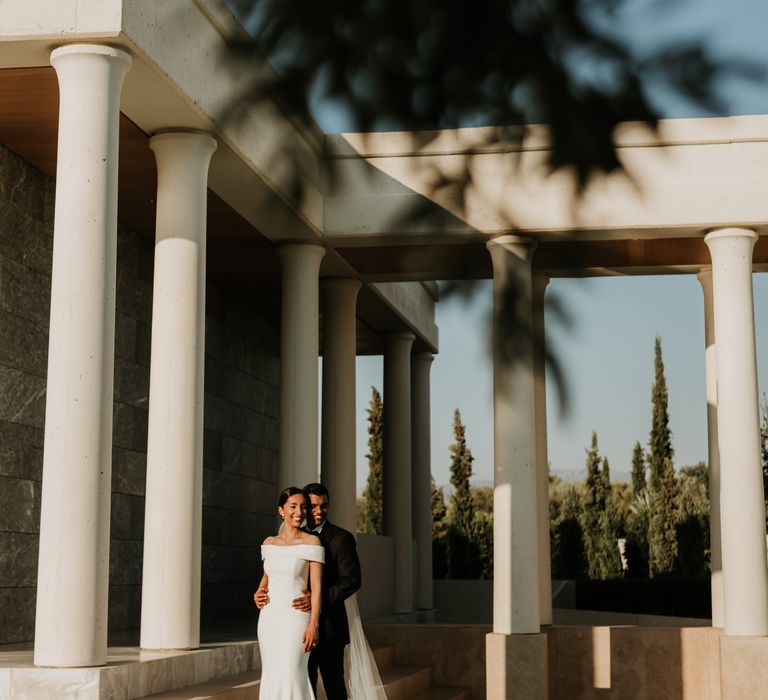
308 521 361 700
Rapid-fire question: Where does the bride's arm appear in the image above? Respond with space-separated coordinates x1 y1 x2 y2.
302 562 323 652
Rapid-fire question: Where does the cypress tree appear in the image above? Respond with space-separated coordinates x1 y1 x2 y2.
551 485 588 579
449 409 475 535
601 455 611 502
648 337 678 576
431 477 448 578
581 433 622 579
631 441 646 496
624 491 651 578
582 432 603 579
446 409 481 577
431 477 447 538
602 457 624 574
360 386 383 535
675 464 710 577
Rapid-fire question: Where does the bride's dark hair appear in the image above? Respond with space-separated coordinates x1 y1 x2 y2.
278 486 305 507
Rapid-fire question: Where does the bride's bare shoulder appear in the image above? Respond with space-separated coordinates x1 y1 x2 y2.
262 536 277 546
304 534 321 546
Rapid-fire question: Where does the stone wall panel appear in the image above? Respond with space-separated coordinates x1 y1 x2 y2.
0 532 38 587
114 356 150 409
114 312 138 363
0 588 35 645
110 493 146 542
0 476 40 533
0 421 43 481
0 366 46 429
0 310 47 377
111 448 147 497
0 256 51 329
112 402 149 453
109 539 143 586
0 205 52 274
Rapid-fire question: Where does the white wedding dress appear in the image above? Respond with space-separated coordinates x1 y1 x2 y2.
258 543 325 699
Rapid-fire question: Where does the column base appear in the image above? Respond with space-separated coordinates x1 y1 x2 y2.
721 635 768 700
486 632 548 700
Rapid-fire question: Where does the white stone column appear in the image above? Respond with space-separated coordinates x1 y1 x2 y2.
697 267 724 629
34 44 131 668
486 235 540 635
383 332 415 614
140 131 216 650
411 351 434 610
533 275 552 626
277 244 325 489
704 228 768 636
321 278 361 534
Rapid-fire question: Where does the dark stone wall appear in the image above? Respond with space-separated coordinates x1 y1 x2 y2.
0 143 279 645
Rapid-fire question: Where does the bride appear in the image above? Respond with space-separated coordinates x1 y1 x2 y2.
256 486 325 699
254 486 387 700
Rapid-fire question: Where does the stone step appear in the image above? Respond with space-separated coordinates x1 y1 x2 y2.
409 687 472 700
137 669 260 699
372 644 396 673
138 647 470 700
379 665 433 700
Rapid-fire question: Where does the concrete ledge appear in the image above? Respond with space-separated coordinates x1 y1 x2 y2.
486 632 547 700
0 641 259 700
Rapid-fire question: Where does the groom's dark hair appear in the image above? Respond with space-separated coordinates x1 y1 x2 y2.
303 482 329 501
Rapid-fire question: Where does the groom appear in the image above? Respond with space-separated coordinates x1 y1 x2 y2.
294 482 361 700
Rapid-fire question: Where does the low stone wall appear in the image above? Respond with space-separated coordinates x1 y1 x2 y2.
364 622 747 700
433 579 492 623
0 143 279 645
546 625 722 700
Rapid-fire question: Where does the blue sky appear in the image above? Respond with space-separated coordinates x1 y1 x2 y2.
337 0 768 489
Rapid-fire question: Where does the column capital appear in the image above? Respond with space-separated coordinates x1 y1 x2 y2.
696 266 712 283
412 351 435 365
320 277 362 294
276 242 326 260
150 129 217 154
384 331 416 346
704 227 757 245
51 42 132 66
486 234 537 261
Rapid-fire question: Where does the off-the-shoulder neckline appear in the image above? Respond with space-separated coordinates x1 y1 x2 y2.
262 542 323 548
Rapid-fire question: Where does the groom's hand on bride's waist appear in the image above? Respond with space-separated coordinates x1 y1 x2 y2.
292 590 311 612
253 587 270 608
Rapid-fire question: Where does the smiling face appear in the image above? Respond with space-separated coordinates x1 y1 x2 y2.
307 493 329 529
278 493 307 529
